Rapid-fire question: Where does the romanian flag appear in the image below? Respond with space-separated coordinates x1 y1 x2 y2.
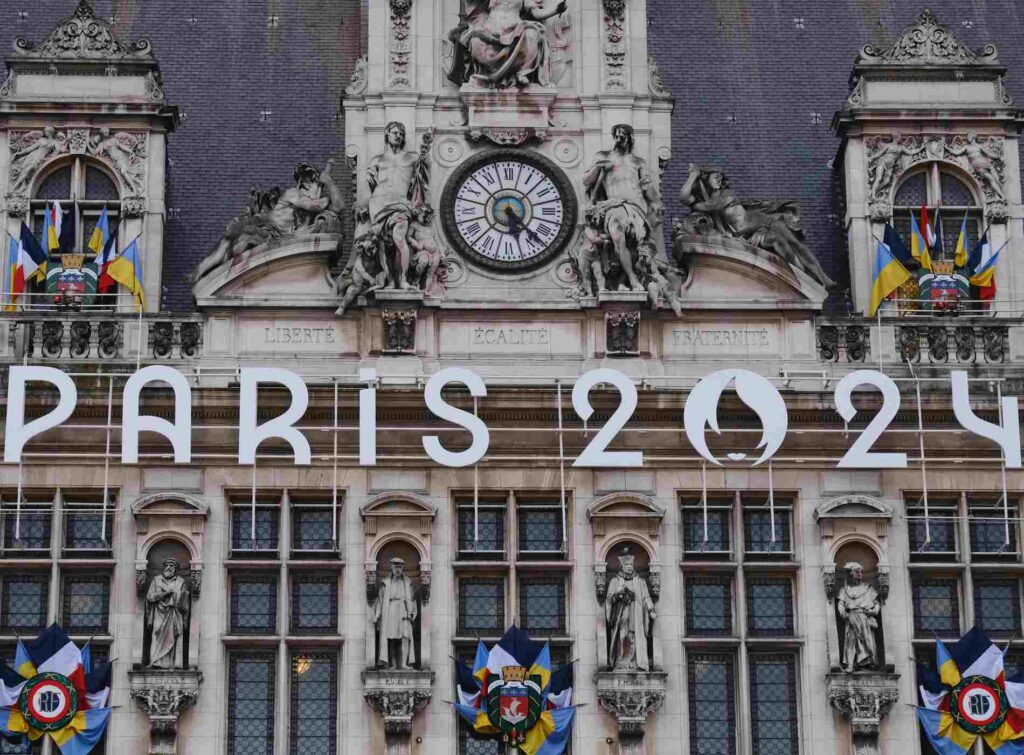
910 209 933 272
868 235 911 316
87 207 109 255
954 211 969 268
10 223 48 307
106 237 145 309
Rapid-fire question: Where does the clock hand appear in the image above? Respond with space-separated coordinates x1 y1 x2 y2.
503 206 543 244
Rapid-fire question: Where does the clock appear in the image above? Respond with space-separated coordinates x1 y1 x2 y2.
441 149 578 272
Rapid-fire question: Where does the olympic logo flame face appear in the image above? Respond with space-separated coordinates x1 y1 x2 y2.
684 369 788 466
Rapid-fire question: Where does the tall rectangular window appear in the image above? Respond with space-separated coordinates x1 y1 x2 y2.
686 576 732 636
289 652 337 755
682 497 731 558
519 578 566 635
688 653 736 755
230 575 278 635
911 578 960 637
749 654 799 755
458 578 505 635
230 504 279 556
290 575 337 635
457 503 506 558
746 577 793 637
974 580 1020 637
61 575 110 634
228 652 275 755
0 575 48 633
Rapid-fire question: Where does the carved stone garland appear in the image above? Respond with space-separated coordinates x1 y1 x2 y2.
865 133 1007 222
6 127 148 217
602 0 628 90
388 0 414 89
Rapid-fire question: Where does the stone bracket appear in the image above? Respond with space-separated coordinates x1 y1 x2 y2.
129 668 203 755
363 669 434 755
596 670 668 748
827 672 899 752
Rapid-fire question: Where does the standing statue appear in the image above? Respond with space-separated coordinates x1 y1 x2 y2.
581 124 664 293
868 133 923 199
145 558 190 669
192 160 343 282
360 122 432 290
836 562 880 673
677 163 836 288
9 127 64 195
373 558 418 670
950 133 1005 199
446 0 568 88
605 547 657 671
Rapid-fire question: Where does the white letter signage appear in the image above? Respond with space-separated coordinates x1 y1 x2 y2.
238 368 312 465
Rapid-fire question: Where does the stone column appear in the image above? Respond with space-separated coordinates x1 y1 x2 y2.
596 670 668 755
363 669 434 755
826 672 900 755
128 669 203 755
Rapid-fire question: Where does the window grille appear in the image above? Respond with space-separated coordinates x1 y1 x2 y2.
969 496 1018 558
230 504 279 556
291 504 336 555
29 160 121 256
749 654 799 755
974 580 1020 638
746 577 794 637
687 653 736 755
686 576 732 636
742 496 792 558
0 575 48 633
1 502 52 556
517 503 564 557
519 578 566 635
229 574 278 635
289 652 337 754
911 578 961 638
290 575 337 635
907 498 958 561
61 575 110 634
682 497 732 559
63 505 113 555
457 503 506 558
458 578 505 635
227 652 276 755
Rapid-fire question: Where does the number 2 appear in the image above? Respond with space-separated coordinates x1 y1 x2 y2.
834 370 907 468
572 369 642 468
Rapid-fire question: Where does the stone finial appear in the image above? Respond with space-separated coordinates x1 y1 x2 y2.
14 0 155 60
856 9 1000 67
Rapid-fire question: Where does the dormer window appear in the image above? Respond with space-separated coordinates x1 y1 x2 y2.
892 165 983 257
31 158 120 253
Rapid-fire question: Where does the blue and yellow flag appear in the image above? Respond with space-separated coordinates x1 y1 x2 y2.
88 207 109 255
910 210 933 272
107 238 145 309
869 236 911 316
954 211 969 268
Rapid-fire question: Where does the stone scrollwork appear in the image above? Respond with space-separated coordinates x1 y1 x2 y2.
362 669 434 755
856 9 999 67
648 55 671 98
129 669 203 755
602 0 628 90
445 0 571 89
866 133 1008 223
596 671 668 753
346 56 368 97
606 312 640 356
365 568 380 605
5 195 29 217
595 567 608 604
826 672 900 751
13 0 155 61
383 309 417 353
388 0 413 89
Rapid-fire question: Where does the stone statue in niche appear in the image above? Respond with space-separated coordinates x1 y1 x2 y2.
580 124 665 294
676 163 836 288
346 122 439 296
605 547 656 671
145 558 190 669
191 160 344 282
373 557 418 669
446 0 569 88
836 562 880 672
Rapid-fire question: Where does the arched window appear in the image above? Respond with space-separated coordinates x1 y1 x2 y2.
30 157 121 253
893 164 983 260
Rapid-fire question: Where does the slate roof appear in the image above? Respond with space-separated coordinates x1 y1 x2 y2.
8 1 1024 311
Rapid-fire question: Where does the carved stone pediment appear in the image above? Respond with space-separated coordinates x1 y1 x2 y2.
132 492 209 518
856 10 999 68
588 493 664 533
815 495 893 521
13 0 156 62
360 492 437 522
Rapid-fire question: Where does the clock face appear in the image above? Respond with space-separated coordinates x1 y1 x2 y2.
441 149 578 272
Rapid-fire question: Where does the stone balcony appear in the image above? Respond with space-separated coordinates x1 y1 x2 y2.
0 312 203 364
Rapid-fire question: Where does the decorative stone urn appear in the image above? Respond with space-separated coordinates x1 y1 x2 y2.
595 670 668 755
362 669 434 755
128 669 203 755
826 672 900 755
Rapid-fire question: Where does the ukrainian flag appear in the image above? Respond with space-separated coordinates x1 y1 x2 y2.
954 212 969 268
910 210 933 272
868 235 911 316
88 206 109 255
106 237 145 310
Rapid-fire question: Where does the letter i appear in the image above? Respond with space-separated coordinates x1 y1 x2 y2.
360 369 378 466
